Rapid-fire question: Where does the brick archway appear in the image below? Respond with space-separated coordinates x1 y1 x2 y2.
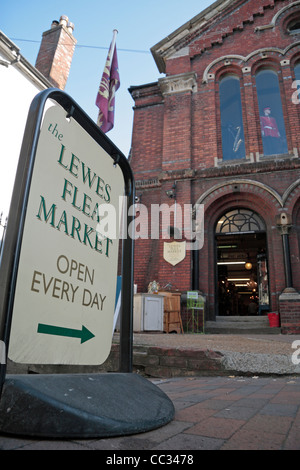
194 181 284 320
215 208 268 316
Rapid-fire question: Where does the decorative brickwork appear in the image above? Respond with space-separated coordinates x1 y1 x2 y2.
35 16 76 90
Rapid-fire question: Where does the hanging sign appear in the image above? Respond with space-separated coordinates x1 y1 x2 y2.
163 241 186 266
7 95 126 366
187 291 198 300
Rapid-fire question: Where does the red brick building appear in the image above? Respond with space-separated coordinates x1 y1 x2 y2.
35 15 76 90
129 0 300 333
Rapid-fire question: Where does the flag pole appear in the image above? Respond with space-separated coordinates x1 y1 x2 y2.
111 29 118 53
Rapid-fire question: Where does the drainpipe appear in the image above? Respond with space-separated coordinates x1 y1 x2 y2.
192 248 199 290
191 204 202 291
276 213 295 292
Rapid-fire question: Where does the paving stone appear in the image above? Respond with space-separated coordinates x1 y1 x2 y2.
1 334 300 451
184 416 246 439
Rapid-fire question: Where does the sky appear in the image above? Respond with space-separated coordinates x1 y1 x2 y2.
0 0 214 222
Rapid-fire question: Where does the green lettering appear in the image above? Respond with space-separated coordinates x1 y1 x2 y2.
83 224 94 249
57 144 68 169
81 162 96 188
91 202 100 222
82 193 92 217
36 196 56 226
94 233 102 253
69 153 80 178
104 183 111 203
105 237 113 257
70 217 81 242
61 178 73 201
95 177 105 198
72 186 81 211
56 210 69 234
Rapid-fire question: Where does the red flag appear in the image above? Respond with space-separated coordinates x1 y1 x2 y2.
96 30 120 133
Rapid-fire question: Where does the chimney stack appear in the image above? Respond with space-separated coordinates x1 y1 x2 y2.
35 15 77 90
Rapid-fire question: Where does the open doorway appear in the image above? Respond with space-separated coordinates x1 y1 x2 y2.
216 209 269 316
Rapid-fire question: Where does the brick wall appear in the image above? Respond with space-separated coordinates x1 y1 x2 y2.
129 0 300 327
35 16 76 90
279 291 300 334
99 343 225 378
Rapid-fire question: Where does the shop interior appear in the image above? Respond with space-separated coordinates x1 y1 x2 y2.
216 232 269 316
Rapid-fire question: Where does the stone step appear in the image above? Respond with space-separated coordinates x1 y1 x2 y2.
215 316 269 323
205 315 280 334
205 327 280 334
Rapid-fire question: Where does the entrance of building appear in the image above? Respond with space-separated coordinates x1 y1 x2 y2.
216 209 269 316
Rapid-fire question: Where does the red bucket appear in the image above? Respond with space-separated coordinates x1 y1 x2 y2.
268 312 280 327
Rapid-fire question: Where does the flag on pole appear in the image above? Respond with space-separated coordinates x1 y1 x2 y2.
96 30 120 133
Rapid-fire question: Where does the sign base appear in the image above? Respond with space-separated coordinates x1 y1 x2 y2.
0 373 174 438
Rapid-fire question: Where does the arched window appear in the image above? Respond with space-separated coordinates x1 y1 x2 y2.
295 62 300 81
287 17 300 34
293 62 300 105
216 208 266 233
256 69 288 156
219 75 246 160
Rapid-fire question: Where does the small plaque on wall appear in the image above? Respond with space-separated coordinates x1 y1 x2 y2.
163 241 186 266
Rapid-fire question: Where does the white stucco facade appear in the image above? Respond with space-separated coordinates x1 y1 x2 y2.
0 32 51 225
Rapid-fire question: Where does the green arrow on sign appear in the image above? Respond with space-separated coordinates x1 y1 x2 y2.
37 323 95 344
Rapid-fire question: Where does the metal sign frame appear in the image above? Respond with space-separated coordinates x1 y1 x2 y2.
0 89 135 394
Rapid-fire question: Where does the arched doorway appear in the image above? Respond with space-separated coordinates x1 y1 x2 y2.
216 208 269 316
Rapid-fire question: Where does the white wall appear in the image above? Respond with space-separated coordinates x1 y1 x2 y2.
0 52 45 228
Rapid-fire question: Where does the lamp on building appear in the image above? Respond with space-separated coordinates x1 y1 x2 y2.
245 253 252 270
134 194 142 203
247 279 257 289
166 182 176 199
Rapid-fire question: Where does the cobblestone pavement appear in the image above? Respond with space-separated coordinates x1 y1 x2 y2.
1 375 300 450
121 333 300 376
128 332 300 355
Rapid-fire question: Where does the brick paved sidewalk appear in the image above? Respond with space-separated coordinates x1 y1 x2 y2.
1 375 299 450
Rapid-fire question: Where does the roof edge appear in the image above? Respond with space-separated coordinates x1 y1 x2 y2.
150 0 233 73
128 81 159 94
0 30 53 89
